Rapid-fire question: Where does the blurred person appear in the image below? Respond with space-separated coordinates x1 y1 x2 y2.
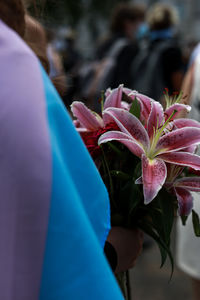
46 28 65 78
0 0 143 299
77 2 146 111
61 29 82 108
131 3 184 102
61 29 81 74
96 2 146 88
176 43 200 300
46 28 67 98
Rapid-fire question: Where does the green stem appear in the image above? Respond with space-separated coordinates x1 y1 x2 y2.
101 146 117 210
101 90 104 113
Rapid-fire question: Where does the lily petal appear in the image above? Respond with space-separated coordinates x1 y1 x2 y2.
173 118 200 129
129 91 154 120
175 187 193 216
158 152 200 170
103 108 150 149
165 104 191 121
71 101 103 130
142 155 167 204
175 177 200 192
121 101 131 110
157 127 200 153
148 101 164 139
105 87 112 98
98 131 145 157
104 84 124 110
180 145 197 153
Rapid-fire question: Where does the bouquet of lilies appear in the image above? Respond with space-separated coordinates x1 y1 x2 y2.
71 85 200 272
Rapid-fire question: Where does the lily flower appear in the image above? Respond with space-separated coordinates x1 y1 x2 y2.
98 105 200 204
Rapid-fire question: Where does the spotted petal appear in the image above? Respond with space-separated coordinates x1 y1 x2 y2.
175 187 193 216
103 108 150 150
158 152 200 170
98 131 145 157
129 91 153 120
142 155 167 204
165 104 191 121
173 118 200 129
156 127 200 153
71 101 103 130
104 84 124 110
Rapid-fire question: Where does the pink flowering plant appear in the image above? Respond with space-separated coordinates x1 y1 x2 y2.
71 85 200 272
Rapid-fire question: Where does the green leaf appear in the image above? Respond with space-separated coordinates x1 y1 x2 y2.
192 210 200 237
129 97 141 119
133 161 142 179
157 189 175 243
138 221 174 278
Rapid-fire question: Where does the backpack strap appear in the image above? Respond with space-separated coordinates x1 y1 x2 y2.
106 38 129 59
131 39 175 100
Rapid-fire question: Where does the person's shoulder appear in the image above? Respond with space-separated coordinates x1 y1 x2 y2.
0 19 37 64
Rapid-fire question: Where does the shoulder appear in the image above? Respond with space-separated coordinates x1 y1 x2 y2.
0 19 46 131
0 19 39 71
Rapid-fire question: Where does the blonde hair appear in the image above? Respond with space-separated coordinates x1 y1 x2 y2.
147 3 179 30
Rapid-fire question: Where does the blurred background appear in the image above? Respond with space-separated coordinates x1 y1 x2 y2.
30 0 200 58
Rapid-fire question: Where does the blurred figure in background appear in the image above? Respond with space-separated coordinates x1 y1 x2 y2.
46 28 67 99
61 29 82 108
176 43 200 300
95 2 146 87
131 3 184 102
78 2 146 111
46 29 65 78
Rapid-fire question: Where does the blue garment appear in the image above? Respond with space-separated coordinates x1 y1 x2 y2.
150 28 174 41
39 66 124 299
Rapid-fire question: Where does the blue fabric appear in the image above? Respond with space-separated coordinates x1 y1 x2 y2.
39 66 123 299
150 28 174 41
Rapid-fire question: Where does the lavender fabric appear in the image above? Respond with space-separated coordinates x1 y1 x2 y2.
0 20 51 299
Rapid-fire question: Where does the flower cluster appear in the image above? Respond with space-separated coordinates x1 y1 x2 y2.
71 85 200 217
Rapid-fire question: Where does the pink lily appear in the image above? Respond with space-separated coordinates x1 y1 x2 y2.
98 106 200 204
